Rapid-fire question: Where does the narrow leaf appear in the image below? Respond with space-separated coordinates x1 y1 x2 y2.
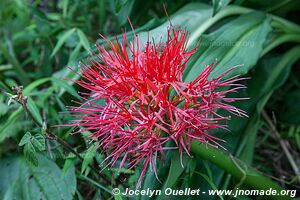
77 29 90 52
23 78 51 95
51 28 76 57
27 97 43 125
81 145 97 175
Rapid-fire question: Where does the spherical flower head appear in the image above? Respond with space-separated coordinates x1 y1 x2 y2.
66 24 247 188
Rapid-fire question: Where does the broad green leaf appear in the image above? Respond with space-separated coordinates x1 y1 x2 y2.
213 46 300 192
75 13 162 68
212 0 230 16
18 132 32 146
0 155 76 200
137 3 213 46
77 29 90 52
217 28 300 160
162 8 272 198
51 28 76 57
184 12 272 82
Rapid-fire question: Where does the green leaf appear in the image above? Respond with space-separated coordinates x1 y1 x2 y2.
51 77 79 98
195 171 224 200
52 66 81 98
68 43 82 65
51 28 76 57
0 107 23 143
23 77 51 96
81 145 97 175
212 0 230 16
0 36 30 85
62 0 69 18
184 12 272 82
18 132 32 146
209 46 300 192
113 0 127 13
163 153 186 189
24 142 38 166
230 51 300 154
141 151 173 197
109 0 135 25
98 0 106 30
63 153 76 174
32 134 46 151
26 97 43 125
137 3 213 46
236 115 261 164
175 10 273 196
0 154 76 200
47 13 61 21
77 29 90 52
0 101 9 116
157 152 188 200
114 193 123 200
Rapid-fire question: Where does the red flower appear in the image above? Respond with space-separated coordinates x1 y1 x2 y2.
66 25 246 188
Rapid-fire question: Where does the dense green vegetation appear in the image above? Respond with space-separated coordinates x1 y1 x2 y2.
0 0 300 199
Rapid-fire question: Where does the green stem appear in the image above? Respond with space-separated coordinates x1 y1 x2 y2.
0 42 30 85
271 16 300 33
188 6 249 46
262 34 300 56
190 142 292 200
266 0 291 12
